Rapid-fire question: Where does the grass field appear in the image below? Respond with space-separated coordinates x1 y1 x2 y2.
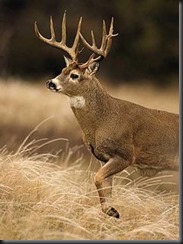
0 78 179 240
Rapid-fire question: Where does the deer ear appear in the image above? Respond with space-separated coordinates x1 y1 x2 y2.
64 56 72 67
86 62 100 75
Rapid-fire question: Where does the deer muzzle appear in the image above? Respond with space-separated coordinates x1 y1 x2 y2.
46 79 62 92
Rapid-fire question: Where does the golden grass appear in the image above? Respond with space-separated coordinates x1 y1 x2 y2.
0 78 179 240
0 137 179 240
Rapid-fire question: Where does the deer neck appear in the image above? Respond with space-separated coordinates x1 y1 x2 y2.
69 77 110 135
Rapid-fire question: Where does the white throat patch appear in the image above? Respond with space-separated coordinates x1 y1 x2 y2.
70 96 86 109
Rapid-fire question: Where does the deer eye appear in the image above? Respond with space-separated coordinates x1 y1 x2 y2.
70 73 79 79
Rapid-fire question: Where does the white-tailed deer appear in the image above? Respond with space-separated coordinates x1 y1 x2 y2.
34 12 179 218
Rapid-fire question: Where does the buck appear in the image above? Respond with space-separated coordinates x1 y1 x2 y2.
34 12 179 218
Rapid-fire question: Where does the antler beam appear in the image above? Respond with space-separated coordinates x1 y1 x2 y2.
79 17 118 61
34 11 82 62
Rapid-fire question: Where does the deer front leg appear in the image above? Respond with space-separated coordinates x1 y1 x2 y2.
94 156 130 218
102 175 112 199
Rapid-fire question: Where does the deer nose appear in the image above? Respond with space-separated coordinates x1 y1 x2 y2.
46 80 56 90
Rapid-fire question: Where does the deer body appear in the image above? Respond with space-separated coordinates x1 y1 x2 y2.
35 12 179 218
70 75 178 175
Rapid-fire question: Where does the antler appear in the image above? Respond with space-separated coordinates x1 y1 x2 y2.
79 17 118 68
34 11 82 62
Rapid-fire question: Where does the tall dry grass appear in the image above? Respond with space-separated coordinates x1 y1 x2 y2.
0 135 179 240
0 78 179 240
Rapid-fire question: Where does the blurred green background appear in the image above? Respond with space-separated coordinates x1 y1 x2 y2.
0 0 179 86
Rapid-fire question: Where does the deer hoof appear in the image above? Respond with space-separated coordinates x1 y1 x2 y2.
106 206 120 218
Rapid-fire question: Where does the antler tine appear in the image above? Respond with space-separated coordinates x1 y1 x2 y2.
109 17 114 36
61 10 67 44
91 30 96 47
101 20 107 50
79 32 92 51
72 17 82 51
50 16 56 40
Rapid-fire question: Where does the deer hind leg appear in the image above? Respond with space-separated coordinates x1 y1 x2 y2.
94 156 130 218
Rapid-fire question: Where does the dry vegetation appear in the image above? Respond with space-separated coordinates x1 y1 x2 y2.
0 78 179 240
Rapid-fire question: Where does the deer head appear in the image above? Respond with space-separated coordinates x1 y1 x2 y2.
34 11 118 97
